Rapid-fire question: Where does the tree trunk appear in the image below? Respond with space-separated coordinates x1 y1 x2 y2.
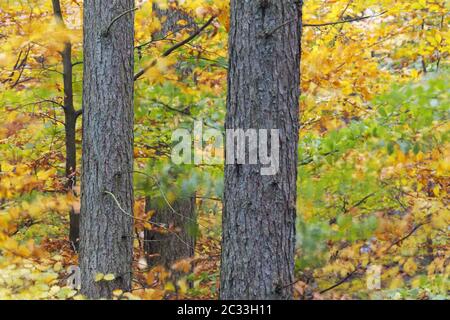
66 107 80 251
143 4 197 271
80 0 135 299
51 0 81 251
144 195 196 268
220 0 303 300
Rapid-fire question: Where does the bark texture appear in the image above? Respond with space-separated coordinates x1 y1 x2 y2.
220 0 303 300
51 0 81 251
144 195 196 268
80 0 135 299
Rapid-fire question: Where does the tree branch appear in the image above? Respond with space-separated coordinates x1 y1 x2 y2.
319 268 360 294
304 11 386 28
75 108 83 119
101 7 138 38
134 16 216 81
384 222 428 253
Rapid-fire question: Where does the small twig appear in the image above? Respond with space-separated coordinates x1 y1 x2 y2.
133 171 203 227
196 196 222 202
101 7 138 38
104 190 196 251
261 10 383 41
299 149 340 166
104 190 153 224
339 0 353 20
319 268 360 294
135 36 170 51
10 219 42 236
304 11 387 28
135 27 186 51
22 99 65 109
263 19 295 38
11 46 31 88
384 222 428 253
281 266 362 295
149 99 221 130
345 192 376 212
0 201 16 210
38 112 66 126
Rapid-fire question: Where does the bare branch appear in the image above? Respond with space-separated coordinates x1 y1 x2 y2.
319 268 360 294
101 7 138 38
134 16 216 81
75 108 83 119
384 222 428 253
304 11 387 28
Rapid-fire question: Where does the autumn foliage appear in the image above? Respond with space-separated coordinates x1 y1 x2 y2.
0 0 448 299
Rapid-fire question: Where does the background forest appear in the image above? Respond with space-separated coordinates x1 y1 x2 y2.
0 0 449 300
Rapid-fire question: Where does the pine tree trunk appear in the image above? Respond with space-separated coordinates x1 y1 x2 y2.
220 0 303 300
144 196 196 268
80 0 135 299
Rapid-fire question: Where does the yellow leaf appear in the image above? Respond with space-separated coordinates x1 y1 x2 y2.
144 288 164 300
177 279 188 294
389 276 404 289
154 0 169 10
435 32 442 44
113 289 123 296
94 273 104 282
104 273 115 281
53 262 63 272
37 169 56 181
403 258 417 276
433 185 440 197
146 272 155 285
164 282 175 292
144 222 153 230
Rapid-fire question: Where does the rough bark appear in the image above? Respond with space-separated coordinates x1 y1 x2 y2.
51 0 81 251
80 0 135 299
220 0 303 300
144 195 196 268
